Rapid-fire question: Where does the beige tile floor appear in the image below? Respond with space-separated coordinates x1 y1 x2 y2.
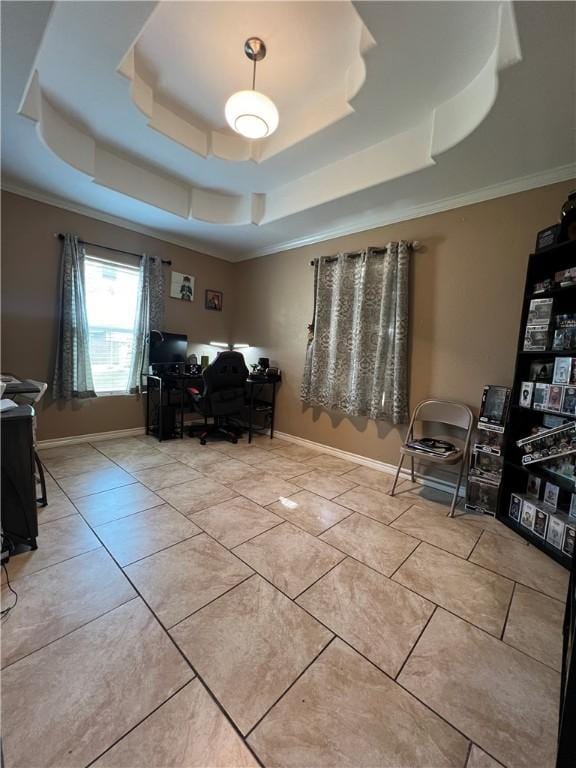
1 434 568 768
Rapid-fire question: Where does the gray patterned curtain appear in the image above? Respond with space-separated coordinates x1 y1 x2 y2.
301 242 409 424
128 255 164 393
52 235 96 400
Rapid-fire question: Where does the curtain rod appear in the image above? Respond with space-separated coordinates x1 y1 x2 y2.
309 241 422 266
56 233 172 265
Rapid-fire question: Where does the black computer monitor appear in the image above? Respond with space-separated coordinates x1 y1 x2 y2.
149 331 188 366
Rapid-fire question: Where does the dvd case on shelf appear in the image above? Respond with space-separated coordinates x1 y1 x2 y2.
520 499 537 530
524 326 550 352
526 298 553 325
544 482 560 508
533 507 550 539
508 493 523 522
526 475 541 498
470 451 503 482
562 386 576 416
465 477 499 516
546 515 566 549
519 382 534 408
533 383 550 410
553 357 572 384
563 524 575 557
548 385 564 412
529 360 554 382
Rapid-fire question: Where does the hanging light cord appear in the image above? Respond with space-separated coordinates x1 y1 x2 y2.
252 57 257 90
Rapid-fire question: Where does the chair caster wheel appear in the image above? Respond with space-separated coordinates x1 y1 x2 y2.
231 438 238 444
200 439 207 446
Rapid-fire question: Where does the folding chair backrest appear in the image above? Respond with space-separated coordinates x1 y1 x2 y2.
412 399 473 431
16 380 48 406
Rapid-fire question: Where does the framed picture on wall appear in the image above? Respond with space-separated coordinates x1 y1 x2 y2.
205 289 223 311
170 271 195 301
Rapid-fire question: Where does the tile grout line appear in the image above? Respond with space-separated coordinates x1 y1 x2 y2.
83 678 196 768
0 595 139 672
71 499 268 768
166 573 257 632
500 581 517 641
243 635 337 740
34 438 564 765
394 605 438 683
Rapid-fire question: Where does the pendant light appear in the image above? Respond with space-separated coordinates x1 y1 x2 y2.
225 37 279 140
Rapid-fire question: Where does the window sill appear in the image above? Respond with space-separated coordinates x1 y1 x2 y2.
95 391 135 398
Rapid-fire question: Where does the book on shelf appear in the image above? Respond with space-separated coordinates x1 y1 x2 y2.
547 514 567 549
563 524 575 557
543 481 560 508
533 506 550 539
520 499 537 529
508 493 523 522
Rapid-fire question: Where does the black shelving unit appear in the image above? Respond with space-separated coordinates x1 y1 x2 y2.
498 239 576 569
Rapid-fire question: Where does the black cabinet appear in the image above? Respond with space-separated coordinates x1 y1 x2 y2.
1 404 38 548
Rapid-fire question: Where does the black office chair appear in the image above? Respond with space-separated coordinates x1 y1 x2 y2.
189 351 249 445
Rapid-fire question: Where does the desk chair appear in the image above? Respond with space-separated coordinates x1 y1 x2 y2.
389 398 474 517
12 380 49 506
189 351 249 445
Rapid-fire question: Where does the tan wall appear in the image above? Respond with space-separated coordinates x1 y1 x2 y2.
1 191 234 440
232 180 575 467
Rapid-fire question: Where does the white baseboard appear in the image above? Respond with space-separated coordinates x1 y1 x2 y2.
37 423 464 498
275 430 465 498
38 426 146 450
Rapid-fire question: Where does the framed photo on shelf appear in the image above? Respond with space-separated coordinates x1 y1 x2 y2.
205 289 223 311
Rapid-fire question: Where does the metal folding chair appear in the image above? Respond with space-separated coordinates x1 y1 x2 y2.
389 398 474 517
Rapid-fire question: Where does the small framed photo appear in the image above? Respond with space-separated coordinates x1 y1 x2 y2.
205 289 223 311
546 515 565 549
508 493 523 522
519 382 534 408
520 499 537 530
533 507 549 539
170 271 195 301
526 475 541 499
543 482 560 509
562 524 575 557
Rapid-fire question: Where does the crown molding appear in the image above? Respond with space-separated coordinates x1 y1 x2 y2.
0 179 235 262
3 163 574 266
240 163 576 261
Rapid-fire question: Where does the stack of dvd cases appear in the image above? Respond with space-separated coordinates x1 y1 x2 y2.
465 385 511 516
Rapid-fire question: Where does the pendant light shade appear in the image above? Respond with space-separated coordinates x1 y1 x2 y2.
225 90 279 139
225 37 279 140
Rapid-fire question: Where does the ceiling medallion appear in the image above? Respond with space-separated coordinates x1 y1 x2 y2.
225 37 279 140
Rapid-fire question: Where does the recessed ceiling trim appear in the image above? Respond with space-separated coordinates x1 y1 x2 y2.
4 164 573 265
117 5 375 165
241 164 576 261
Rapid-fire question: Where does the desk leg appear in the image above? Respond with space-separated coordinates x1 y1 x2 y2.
145 389 150 435
158 380 163 442
180 386 184 439
270 382 276 439
248 385 254 444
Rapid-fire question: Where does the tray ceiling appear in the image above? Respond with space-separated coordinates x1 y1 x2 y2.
2 1 575 260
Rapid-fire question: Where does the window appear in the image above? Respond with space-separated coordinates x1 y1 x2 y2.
84 256 140 394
